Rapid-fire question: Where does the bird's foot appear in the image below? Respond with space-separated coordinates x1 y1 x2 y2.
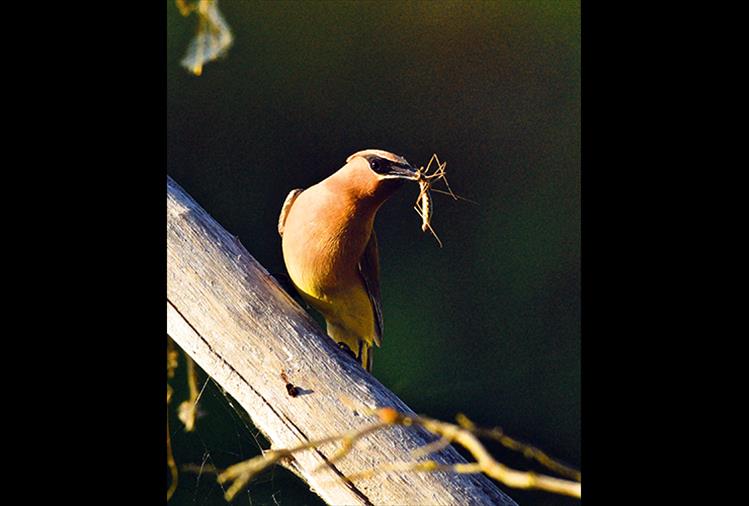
337 342 356 360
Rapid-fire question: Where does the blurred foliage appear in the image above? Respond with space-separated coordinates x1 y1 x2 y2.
167 1 579 505
176 0 234 76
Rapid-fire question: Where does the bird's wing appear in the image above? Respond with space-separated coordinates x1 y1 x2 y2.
358 231 383 346
278 188 304 236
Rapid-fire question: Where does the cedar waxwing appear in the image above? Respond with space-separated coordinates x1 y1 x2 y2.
278 149 420 372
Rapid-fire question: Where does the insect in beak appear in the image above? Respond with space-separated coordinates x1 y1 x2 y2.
412 154 462 248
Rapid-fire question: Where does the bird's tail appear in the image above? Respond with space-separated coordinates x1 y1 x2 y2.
358 340 373 372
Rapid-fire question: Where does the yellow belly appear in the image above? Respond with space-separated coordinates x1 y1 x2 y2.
293 276 376 350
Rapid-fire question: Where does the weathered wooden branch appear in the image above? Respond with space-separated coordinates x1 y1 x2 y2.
166 175 516 505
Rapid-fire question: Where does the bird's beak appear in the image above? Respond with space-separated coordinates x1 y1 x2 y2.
384 162 420 181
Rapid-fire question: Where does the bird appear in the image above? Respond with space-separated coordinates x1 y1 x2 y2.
278 149 419 372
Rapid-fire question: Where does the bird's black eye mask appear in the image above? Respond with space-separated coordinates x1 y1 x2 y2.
366 156 391 174
365 155 417 179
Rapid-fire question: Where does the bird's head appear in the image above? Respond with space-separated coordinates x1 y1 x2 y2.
346 149 420 182
330 149 419 205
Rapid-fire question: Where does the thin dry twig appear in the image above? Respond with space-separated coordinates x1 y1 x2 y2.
167 335 208 502
217 423 388 501
216 407 581 501
166 385 178 501
177 354 200 432
167 337 179 380
374 409 581 499
456 413 581 482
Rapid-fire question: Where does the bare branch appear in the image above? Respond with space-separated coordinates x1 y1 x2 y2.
456 413 582 482
217 407 581 500
166 175 516 505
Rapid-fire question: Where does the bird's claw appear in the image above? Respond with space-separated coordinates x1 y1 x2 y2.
337 342 356 359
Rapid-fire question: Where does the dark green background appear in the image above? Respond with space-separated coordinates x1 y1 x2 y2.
167 1 579 505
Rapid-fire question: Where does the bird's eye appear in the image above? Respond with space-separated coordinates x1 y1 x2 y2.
370 159 382 171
